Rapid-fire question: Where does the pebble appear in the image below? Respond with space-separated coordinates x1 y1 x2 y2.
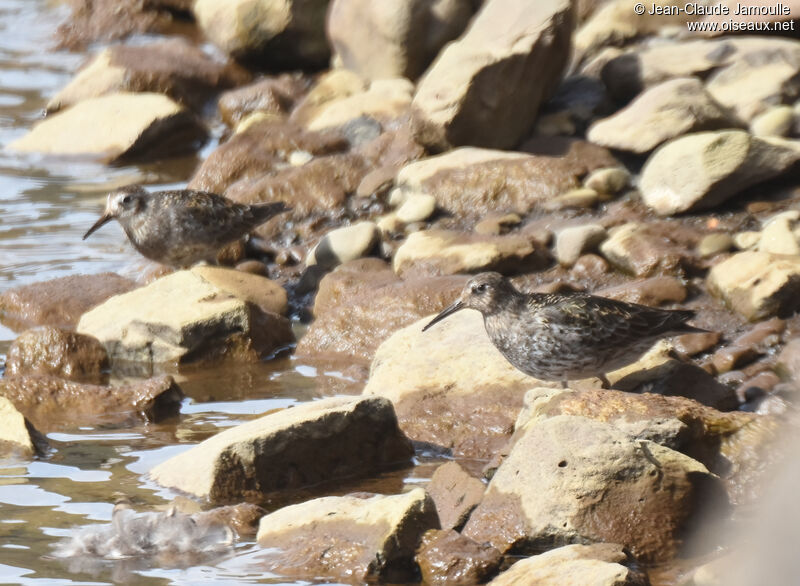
288 150 313 166
544 187 599 210
733 231 761 250
554 224 607 266
750 105 795 137
395 193 436 223
698 233 733 257
306 221 381 270
583 166 630 195
758 216 800 255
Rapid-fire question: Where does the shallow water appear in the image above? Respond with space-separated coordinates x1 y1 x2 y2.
0 3 432 584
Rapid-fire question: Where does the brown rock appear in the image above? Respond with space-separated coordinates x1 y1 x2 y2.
0 273 136 332
0 375 183 432
597 276 687 306
426 461 485 531
462 415 726 563
413 0 575 150
47 39 251 113
4 327 108 384
706 318 785 375
256 489 438 583
187 120 349 194
192 503 266 538
417 529 502 585
218 75 309 127
599 223 692 277
295 259 467 364
776 337 800 382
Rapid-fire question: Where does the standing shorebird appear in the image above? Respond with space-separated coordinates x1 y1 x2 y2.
83 185 290 268
423 272 707 388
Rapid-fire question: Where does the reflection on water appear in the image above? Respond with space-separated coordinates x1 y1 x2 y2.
0 2 430 584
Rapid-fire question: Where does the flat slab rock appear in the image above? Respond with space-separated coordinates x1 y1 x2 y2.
149 395 413 502
77 268 293 366
0 374 183 432
256 488 439 583
0 396 42 458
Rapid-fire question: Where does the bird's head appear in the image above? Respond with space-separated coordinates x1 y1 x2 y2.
422 272 516 331
83 185 148 239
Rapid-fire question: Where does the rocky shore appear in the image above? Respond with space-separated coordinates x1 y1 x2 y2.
2 0 800 583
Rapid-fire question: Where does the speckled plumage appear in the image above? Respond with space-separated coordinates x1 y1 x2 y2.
423 272 706 386
83 185 289 268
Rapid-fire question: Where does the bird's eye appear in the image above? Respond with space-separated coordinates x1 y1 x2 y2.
472 283 488 294
121 195 132 205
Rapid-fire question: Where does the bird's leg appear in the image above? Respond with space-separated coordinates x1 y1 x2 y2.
561 380 568 389
599 374 611 389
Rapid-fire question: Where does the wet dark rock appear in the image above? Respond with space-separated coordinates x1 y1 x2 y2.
672 331 721 357
296 259 467 364
737 371 781 404
355 123 426 170
5 327 108 384
426 461 485 531
328 0 474 81
776 337 800 382
47 39 251 113
416 529 502 585
218 74 310 127
256 489 438 583
413 0 575 150
462 414 727 563
0 374 183 432
0 273 136 332
150 396 414 501
705 318 785 375
187 120 349 195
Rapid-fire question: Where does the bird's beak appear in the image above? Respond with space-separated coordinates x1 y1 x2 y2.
83 213 114 240
422 300 465 332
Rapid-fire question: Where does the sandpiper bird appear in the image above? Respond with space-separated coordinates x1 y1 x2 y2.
423 272 707 388
83 185 289 268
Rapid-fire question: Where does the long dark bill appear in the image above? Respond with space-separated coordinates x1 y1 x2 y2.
82 214 113 240
422 300 465 332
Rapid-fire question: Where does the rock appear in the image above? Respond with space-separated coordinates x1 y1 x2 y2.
555 224 607 267
412 0 575 150
426 461 485 531
641 131 800 216
462 415 725 562
327 0 473 81
192 503 265 538
734 231 761 250
0 273 136 332
751 105 795 137
151 396 412 500
77 269 294 365
304 78 414 131
597 276 687 307
583 166 630 195
295 259 466 363
758 215 800 255
707 251 800 321
475 213 522 236
417 529 502 585
9 92 206 163
364 310 535 459
599 223 687 277
544 187 599 210
188 120 348 194
393 229 550 277
395 193 436 224
218 74 308 127
488 543 648 586
193 0 330 69
4 327 108 384
290 69 368 127
46 39 250 113
0 396 42 457
306 222 381 270
393 140 619 219
0 375 182 432
698 233 734 257
706 318 784 376
256 488 437 583
776 338 800 382
587 78 734 154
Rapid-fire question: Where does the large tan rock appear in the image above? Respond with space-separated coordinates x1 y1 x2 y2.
47 39 249 113
598 222 688 277
587 77 734 154
304 78 414 131
194 0 330 69
462 415 725 562
707 251 800 321
295 259 466 364
9 92 206 163
0 273 136 332
392 229 550 277
77 268 293 365
640 131 800 216
327 0 473 81
150 396 413 501
256 488 438 583
0 396 42 457
413 0 574 150
489 543 647 586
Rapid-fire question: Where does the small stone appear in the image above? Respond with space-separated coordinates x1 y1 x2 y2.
762 210 800 227
376 213 403 234
474 213 522 236
5 327 108 384
751 105 795 137
733 231 761 250
758 216 800 255
395 193 436 224
583 166 630 195
555 224 607 267
417 529 502 585
288 150 313 166
426 462 485 531
544 187 599 210
698 233 734 257
306 222 381 270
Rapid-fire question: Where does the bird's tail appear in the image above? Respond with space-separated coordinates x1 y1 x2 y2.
253 201 291 223
669 309 710 334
